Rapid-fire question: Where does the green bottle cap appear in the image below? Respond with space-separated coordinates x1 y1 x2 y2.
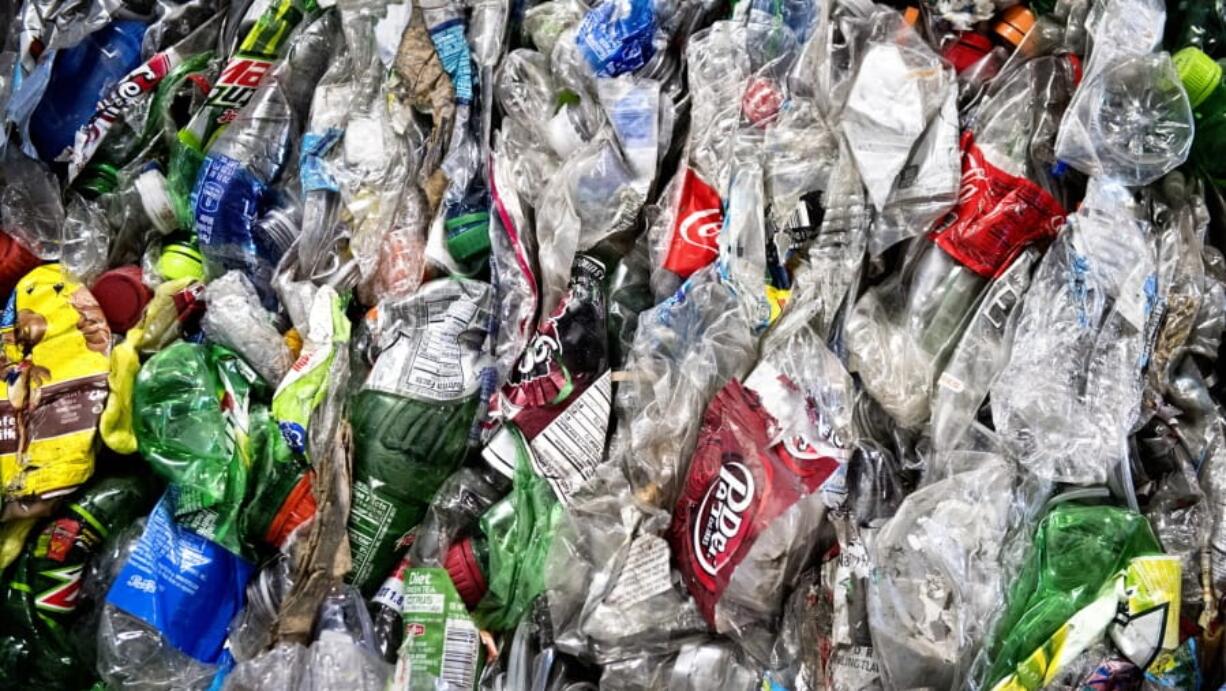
1174 46 1222 109
444 211 492 263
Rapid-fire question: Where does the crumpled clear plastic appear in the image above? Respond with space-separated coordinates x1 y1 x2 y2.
870 87 960 257
534 134 643 318
685 21 750 197
1054 53 1193 186
202 271 295 387
868 455 1015 690
929 248 1038 458
615 268 759 508
0 146 65 259
992 178 1156 485
847 243 975 430
840 8 952 212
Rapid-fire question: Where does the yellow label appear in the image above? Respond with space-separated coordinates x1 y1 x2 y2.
0 265 111 500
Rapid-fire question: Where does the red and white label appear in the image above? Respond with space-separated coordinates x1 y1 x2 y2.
930 131 1066 278
663 168 724 278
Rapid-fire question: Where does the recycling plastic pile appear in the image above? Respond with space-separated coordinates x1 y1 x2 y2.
8 0 1226 687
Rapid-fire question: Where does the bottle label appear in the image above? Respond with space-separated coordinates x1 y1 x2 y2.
663 168 724 278
603 533 673 609
669 376 843 624
930 131 1066 278
106 489 254 664
347 479 398 591
365 281 493 403
391 568 481 691
372 557 411 612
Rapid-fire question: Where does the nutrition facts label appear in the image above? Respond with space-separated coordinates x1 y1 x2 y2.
528 371 612 505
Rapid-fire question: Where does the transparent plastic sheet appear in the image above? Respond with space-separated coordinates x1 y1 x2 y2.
1054 53 1193 186
616 268 759 509
870 87 960 258
685 20 750 197
534 135 642 319
929 248 1038 460
992 179 1156 485
0 147 65 259
839 8 952 212
202 271 295 386
867 455 1016 690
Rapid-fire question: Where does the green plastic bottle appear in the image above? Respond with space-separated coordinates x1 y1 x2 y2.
984 502 1163 688
347 391 479 595
1175 46 1226 183
345 278 495 596
0 474 157 689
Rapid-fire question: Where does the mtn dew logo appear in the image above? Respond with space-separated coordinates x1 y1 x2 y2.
34 564 85 613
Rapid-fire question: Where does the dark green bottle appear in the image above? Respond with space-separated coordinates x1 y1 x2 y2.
346 391 479 595
0 474 156 689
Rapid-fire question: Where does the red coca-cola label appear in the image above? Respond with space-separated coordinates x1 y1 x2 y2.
670 378 841 624
663 168 723 278
931 131 1066 278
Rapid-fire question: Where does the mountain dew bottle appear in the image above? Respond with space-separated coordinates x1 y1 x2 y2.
0 474 156 688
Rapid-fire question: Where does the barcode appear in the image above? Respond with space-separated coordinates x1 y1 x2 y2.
784 203 810 231
440 620 478 689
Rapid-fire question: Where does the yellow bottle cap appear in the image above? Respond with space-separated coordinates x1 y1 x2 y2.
1174 46 1223 109
157 243 205 282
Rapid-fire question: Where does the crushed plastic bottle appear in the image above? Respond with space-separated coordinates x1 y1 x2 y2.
8 0 1226 688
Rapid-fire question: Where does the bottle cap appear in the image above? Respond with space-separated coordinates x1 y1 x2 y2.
993 5 1035 47
444 536 488 609
0 231 42 301
444 212 492 263
903 6 920 26
157 242 205 282
943 32 994 73
263 470 317 548
134 168 180 235
91 266 153 334
1174 47 1222 109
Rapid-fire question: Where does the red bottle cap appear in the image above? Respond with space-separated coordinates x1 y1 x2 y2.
0 231 42 302
444 536 488 609
264 470 318 549
91 266 153 334
943 32 994 73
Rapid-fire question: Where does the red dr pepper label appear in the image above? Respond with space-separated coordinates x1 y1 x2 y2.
931 131 1066 278
663 168 724 278
670 378 841 624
